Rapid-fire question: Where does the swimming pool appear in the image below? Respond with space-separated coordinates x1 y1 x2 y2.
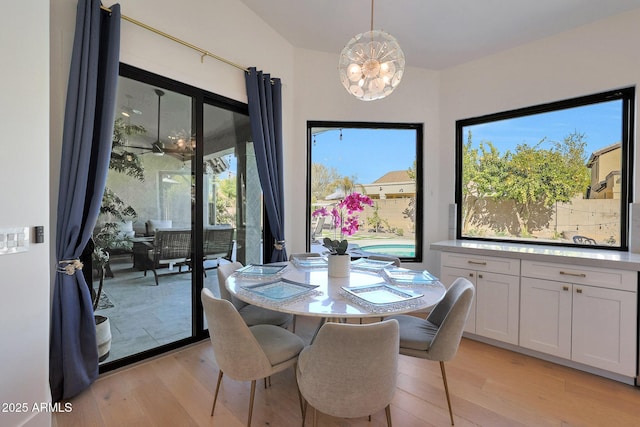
359 244 416 258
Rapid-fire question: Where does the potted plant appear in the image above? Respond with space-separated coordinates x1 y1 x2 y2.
92 243 112 362
312 192 373 277
93 117 147 275
79 238 112 362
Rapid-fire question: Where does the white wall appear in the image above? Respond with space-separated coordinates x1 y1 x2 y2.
438 9 640 259
1 2 51 427
291 48 441 271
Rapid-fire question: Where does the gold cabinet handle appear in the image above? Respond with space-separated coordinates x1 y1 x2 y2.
468 260 487 266
576 288 583 294
559 271 586 278
562 286 569 291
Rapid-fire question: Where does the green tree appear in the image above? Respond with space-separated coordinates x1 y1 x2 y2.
402 160 417 225
461 131 505 232
215 175 236 225
311 163 341 202
109 117 146 180
95 119 147 254
332 175 361 196
498 132 590 235
366 202 384 232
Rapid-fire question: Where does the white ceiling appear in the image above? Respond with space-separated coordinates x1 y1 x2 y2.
239 0 640 70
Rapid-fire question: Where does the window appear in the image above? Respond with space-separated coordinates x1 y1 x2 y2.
307 121 423 262
456 88 634 249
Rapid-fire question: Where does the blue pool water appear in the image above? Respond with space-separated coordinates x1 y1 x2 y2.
360 244 416 258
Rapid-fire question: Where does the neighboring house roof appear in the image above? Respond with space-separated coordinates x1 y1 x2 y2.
586 142 621 167
373 170 411 184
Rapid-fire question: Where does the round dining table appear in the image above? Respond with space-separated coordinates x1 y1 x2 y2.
225 262 447 320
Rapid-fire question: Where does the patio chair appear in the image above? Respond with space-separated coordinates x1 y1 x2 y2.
145 219 173 236
202 226 234 276
311 216 325 242
573 235 596 245
138 228 191 286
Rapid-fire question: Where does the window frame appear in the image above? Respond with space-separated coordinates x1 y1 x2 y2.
455 87 635 250
306 120 424 262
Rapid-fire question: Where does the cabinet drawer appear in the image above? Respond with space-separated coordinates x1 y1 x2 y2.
441 252 520 276
521 260 637 292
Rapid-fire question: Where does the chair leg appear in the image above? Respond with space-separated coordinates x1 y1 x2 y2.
211 370 224 416
440 361 454 425
312 407 317 427
292 315 297 333
151 268 159 286
301 401 307 427
247 379 257 427
385 404 393 427
294 362 305 420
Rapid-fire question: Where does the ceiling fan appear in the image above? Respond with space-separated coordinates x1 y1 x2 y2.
121 89 194 157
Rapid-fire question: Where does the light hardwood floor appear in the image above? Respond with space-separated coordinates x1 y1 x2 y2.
53 316 640 427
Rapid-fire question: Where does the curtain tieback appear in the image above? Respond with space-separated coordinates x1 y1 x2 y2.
57 259 84 276
274 240 285 251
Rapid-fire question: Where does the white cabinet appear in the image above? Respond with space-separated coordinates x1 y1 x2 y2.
433 241 639 384
440 266 476 333
520 260 637 377
441 253 520 345
520 277 572 359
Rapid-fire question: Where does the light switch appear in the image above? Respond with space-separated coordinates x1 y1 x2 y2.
0 227 29 255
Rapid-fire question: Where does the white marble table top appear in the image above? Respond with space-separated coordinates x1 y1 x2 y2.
226 263 446 319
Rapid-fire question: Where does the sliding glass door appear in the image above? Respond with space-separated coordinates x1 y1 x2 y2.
92 64 259 371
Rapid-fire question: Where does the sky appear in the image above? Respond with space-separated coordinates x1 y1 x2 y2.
464 99 623 157
311 127 417 184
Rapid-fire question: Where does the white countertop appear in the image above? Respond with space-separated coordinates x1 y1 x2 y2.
431 240 640 271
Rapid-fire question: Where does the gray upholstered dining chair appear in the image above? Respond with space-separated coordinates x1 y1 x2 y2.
217 261 293 329
387 277 474 425
296 319 399 427
201 288 305 427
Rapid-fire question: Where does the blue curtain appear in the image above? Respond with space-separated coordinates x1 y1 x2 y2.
50 0 120 401
245 67 287 262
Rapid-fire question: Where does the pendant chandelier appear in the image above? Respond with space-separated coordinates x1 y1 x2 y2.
338 0 405 101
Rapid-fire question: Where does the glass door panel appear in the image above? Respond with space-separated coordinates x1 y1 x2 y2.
93 76 194 364
202 103 261 326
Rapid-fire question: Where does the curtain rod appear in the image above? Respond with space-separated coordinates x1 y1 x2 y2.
100 5 248 72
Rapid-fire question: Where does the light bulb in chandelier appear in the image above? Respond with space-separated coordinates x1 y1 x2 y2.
338 29 405 101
